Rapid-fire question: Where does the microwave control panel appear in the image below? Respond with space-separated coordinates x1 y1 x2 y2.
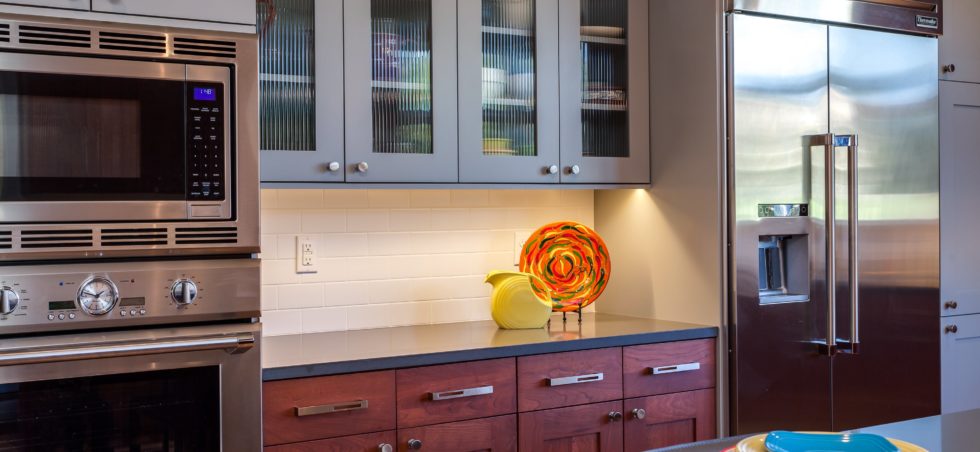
187 84 226 201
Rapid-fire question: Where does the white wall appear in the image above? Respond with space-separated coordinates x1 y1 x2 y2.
260 189 595 336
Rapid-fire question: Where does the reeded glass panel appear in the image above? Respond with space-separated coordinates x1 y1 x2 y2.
581 0 628 158
482 0 536 157
258 0 316 152
371 0 434 155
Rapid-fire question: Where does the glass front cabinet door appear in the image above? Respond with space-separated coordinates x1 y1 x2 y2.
258 0 345 183
559 0 650 184
344 0 459 182
458 0 561 183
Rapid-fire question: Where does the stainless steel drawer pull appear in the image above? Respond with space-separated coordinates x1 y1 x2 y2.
429 385 494 401
650 362 701 375
294 399 369 417
547 372 605 387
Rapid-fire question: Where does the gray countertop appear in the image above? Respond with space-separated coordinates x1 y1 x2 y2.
653 408 980 451
262 313 718 381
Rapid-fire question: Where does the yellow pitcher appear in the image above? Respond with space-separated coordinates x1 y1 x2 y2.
485 271 552 329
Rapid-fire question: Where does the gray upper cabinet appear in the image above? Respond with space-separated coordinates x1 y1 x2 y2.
558 0 649 184
259 0 345 183
0 0 87 10
940 0 980 83
91 0 256 25
344 0 458 183
458 0 561 183
940 80 980 317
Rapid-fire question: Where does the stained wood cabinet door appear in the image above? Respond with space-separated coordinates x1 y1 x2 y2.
264 431 396 452
623 389 716 452
397 415 517 452
518 400 623 451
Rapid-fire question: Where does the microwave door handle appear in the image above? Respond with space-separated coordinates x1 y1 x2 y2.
807 134 837 356
0 333 256 367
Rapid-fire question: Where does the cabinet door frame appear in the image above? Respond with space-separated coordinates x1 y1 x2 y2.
623 389 716 451
458 0 561 183
558 0 650 184
260 0 346 183
940 0 980 84
941 314 980 413
91 0 256 25
344 0 459 183
2 0 88 10
518 400 624 451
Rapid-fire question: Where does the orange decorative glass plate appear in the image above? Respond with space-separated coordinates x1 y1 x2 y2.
519 221 611 312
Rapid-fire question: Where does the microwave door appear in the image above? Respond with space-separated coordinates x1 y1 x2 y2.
0 52 231 224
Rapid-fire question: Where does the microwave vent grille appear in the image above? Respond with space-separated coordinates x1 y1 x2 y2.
0 24 10 43
174 227 238 245
98 31 166 54
0 231 10 249
100 228 168 247
17 25 92 49
19 229 93 249
172 37 236 59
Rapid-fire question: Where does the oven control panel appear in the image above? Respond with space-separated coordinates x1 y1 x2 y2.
0 259 258 335
187 84 226 201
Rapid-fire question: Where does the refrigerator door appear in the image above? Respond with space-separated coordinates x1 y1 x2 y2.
829 26 940 431
729 14 833 434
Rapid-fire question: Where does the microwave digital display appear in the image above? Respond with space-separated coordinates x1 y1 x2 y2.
193 87 217 102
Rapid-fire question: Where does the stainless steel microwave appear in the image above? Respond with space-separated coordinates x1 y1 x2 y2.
0 15 258 261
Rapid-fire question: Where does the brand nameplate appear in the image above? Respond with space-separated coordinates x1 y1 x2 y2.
916 15 939 29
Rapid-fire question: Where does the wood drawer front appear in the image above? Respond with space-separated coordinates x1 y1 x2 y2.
396 415 517 452
623 389 717 451
518 400 624 451
263 371 396 446
264 431 396 452
517 347 623 412
624 339 716 398
396 358 517 428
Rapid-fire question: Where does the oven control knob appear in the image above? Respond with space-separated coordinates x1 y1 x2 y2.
171 280 198 305
1 287 19 315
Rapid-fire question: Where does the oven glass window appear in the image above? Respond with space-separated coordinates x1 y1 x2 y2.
0 71 186 202
0 367 220 451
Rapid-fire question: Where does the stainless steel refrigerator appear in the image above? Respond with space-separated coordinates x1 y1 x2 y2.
727 0 942 434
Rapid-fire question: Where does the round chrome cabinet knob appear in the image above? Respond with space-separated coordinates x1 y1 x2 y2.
378 444 393 452
77 276 119 316
171 279 199 305
608 411 623 422
631 408 647 420
0 287 19 316
568 165 581 175
946 324 959 334
547 165 559 175
327 161 342 172
943 64 957 74
356 161 370 173
407 439 423 450
945 300 959 310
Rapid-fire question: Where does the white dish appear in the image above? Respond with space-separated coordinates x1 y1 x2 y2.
482 67 508 99
581 26 624 38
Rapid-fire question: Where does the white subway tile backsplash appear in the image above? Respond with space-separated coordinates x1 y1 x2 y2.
347 210 389 232
260 189 594 335
277 284 325 310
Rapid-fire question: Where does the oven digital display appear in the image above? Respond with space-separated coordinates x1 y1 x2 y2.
120 297 145 307
193 87 217 102
48 300 75 310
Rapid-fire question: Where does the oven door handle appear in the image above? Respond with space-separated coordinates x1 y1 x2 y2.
0 333 255 367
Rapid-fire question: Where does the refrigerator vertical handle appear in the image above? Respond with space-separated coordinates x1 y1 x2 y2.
838 135 860 354
807 134 837 356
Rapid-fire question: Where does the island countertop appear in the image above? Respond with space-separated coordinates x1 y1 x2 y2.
262 313 718 381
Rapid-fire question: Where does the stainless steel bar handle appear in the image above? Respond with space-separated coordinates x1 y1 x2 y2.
0 334 255 367
840 134 860 354
547 373 604 387
429 385 494 401
649 362 701 375
808 133 837 356
295 399 369 417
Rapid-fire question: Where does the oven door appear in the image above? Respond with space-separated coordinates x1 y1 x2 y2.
0 52 232 224
0 322 260 451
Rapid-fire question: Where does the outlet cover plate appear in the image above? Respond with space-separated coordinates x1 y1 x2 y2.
296 235 319 273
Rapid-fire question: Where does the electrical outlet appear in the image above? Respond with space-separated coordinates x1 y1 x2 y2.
295 236 319 273
514 230 534 266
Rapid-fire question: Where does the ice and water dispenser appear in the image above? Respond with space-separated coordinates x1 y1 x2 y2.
757 204 810 304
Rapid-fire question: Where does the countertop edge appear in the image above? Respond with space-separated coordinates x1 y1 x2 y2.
262 325 718 381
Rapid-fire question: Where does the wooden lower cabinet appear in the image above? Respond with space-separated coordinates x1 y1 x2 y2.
623 389 716 451
264 431 396 452
397 415 517 452
518 400 624 451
